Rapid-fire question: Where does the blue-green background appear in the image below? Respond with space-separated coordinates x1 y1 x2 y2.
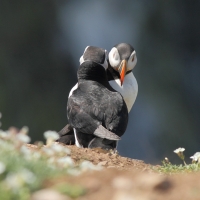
1 1 200 164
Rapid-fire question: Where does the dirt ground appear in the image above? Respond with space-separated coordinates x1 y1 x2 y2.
28 144 200 200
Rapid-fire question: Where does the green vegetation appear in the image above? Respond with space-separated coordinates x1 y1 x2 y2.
157 147 200 174
157 162 200 174
0 124 101 199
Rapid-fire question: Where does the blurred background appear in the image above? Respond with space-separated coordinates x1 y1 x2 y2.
1 1 200 164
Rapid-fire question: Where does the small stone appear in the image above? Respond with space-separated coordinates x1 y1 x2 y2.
112 191 134 200
112 176 133 190
31 189 70 200
135 174 172 191
112 158 118 162
107 166 116 169
83 178 100 191
154 179 172 191
93 148 108 154
98 161 108 166
111 154 118 158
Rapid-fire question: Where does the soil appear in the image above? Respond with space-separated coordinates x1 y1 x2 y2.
27 144 200 200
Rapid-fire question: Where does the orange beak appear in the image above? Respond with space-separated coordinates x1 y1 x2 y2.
118 60 127 86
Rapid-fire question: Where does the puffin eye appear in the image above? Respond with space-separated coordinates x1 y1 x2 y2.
130 51 136 62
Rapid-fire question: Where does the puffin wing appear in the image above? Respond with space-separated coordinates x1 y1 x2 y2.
94 125 120 140
56 124 75 145
67 89 121 141
99 91 129 137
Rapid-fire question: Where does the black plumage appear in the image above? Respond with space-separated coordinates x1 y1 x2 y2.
56 124 75 145
57 44 137 146
67 60 128 148
114 43 135 60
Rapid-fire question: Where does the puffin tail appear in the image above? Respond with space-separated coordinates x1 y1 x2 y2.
94 125 120 140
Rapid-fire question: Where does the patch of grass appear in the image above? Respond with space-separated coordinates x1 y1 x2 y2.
0 127 102 199
156 162 200 174
54 183 86 198
156 147 200 174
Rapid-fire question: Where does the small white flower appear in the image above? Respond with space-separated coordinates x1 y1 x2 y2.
190 152 200 162
0 130 8 139
174 148 185 154
50 143 71 155
19 126 29 135
44 131 59 140
80 160 102 171
0 130 14 139
57 156 74 167
32 152 41 160
42 147 55 156
5 172 21 190
0 139 14 151
20 168 36 184
44 131 59 146
16 133 31 143
20 145 32 159
5 169 36 190
0 162 6 174
174 147 186 165
67 168 81 176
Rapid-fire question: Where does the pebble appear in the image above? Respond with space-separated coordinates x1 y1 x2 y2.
112 191 135 200
134 174 172 191
119 163 124 167
107 166 116 168
111 154 118 158
98 161 108 166
31 189 70 200
112 176 133 190
112 158 118 162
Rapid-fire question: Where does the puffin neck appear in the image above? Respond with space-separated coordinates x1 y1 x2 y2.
77 61 109 87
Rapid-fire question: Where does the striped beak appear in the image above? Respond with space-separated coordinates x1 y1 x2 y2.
118 60 127 86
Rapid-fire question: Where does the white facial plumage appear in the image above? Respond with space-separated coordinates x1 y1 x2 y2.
79 46 89 65
127 50 137 71
109 47 137 72
108 47 120 69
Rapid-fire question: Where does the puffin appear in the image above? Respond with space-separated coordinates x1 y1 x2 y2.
57 43 138 145
67 46 128 149
107 43 138 112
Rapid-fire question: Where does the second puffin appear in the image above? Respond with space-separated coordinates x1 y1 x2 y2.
67 46 128 149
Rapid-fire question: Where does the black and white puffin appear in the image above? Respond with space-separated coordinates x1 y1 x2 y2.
107 43 138 112
67 46 128 149
57 43 138 146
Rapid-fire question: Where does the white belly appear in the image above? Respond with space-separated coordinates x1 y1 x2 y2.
68 83 78 97
69 73 138 112
109 72 138 112
73 128 83 148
